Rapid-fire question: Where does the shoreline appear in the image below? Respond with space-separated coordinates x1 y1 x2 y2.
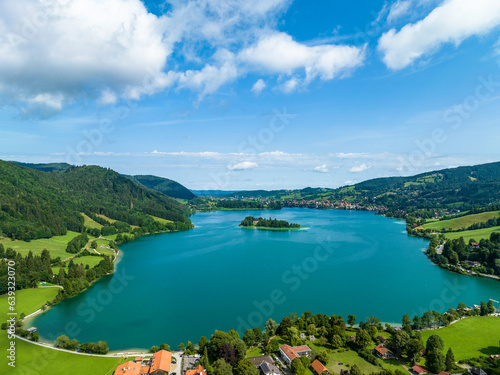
19 208 497 354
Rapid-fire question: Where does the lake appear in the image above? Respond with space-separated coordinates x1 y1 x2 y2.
32 208 500 350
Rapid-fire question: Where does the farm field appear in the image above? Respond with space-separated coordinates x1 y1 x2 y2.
423 211 500 231
444 226 500 241
0 231 81 258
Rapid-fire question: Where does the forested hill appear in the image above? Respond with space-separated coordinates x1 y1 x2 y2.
225 161 500 213
354 161 500 210
11 161 71 172
125 174 196 200
0 161 193 241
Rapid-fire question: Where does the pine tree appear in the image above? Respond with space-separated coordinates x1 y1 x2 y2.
445 347 455 371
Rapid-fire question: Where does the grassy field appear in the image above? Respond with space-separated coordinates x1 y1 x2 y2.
443 226 500 241
0 288 126 374
306 336 405 375
306 341 380 374
11 287 60 317
421 316 500 360
246 346 264 358
422 211 500 231
149 215 173 225
96 214 116 224
72 256 105 269
81 213 103 229
0 231 81 258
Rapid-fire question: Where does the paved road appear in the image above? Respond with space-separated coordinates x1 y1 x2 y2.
171 352 184 375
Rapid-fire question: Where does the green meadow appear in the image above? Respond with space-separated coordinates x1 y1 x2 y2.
421 316 500 360
423 211 500 232
443 226 500 242
0 231 81 258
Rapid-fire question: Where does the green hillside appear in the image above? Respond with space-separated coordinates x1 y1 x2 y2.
422 211 500 231
225 161 500 217
126 174 196 200
0 160 193 242
11 161 71 172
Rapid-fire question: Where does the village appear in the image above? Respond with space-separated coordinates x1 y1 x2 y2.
113 339 493 375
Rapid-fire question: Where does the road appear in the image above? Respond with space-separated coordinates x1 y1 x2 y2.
171 352 183 375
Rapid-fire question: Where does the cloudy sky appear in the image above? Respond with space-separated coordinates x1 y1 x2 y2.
1 0 500 190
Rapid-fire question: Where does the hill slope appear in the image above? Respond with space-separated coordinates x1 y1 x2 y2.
11 161 71 172
126 174 196 200
226 162 500 214
0 161 192 241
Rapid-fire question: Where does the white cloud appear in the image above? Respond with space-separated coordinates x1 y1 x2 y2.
251 79 266 94
378 0 500 70
349 164 371 173
387 0 413 23
314 164 329 173
228 161 259 171
240 32 366 83
176 50 238 99
0 0 367 114
0 0 173 113
282 77 301 93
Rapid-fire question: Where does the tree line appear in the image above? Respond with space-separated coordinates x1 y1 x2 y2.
240 216 300 229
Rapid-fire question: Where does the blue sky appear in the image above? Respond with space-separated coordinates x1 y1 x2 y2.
1 0 500 190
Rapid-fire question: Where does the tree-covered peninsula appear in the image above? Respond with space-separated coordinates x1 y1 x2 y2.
240 216 301 230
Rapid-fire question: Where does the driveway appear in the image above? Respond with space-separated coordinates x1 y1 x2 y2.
171 351 184 375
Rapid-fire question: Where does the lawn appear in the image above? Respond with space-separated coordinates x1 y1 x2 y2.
324 348 380 374
0 231 81 258
247 345 264 358
305 338 404 375
81 213 103 229
72 256 105 269
420 316 500 360
0 288 126 374
7 287 60 317
423 211 500 232
443 226 500 242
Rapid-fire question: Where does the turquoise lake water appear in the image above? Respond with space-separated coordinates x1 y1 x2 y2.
32 208 500 350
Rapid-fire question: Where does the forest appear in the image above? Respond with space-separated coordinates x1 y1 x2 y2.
0 160 193 241
240 216 301 228
426 232 500 275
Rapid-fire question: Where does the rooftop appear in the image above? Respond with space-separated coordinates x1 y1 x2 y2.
311 359 329 375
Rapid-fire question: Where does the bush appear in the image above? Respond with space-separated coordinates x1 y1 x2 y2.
357 348 378 365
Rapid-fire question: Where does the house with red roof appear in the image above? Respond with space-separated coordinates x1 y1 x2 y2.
373 344 393 360
279 344 312 365
186 365 206 375
150 350 172 374
115 361 143 375
311 360 329 375
412 365 428 375
114 350 172 375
